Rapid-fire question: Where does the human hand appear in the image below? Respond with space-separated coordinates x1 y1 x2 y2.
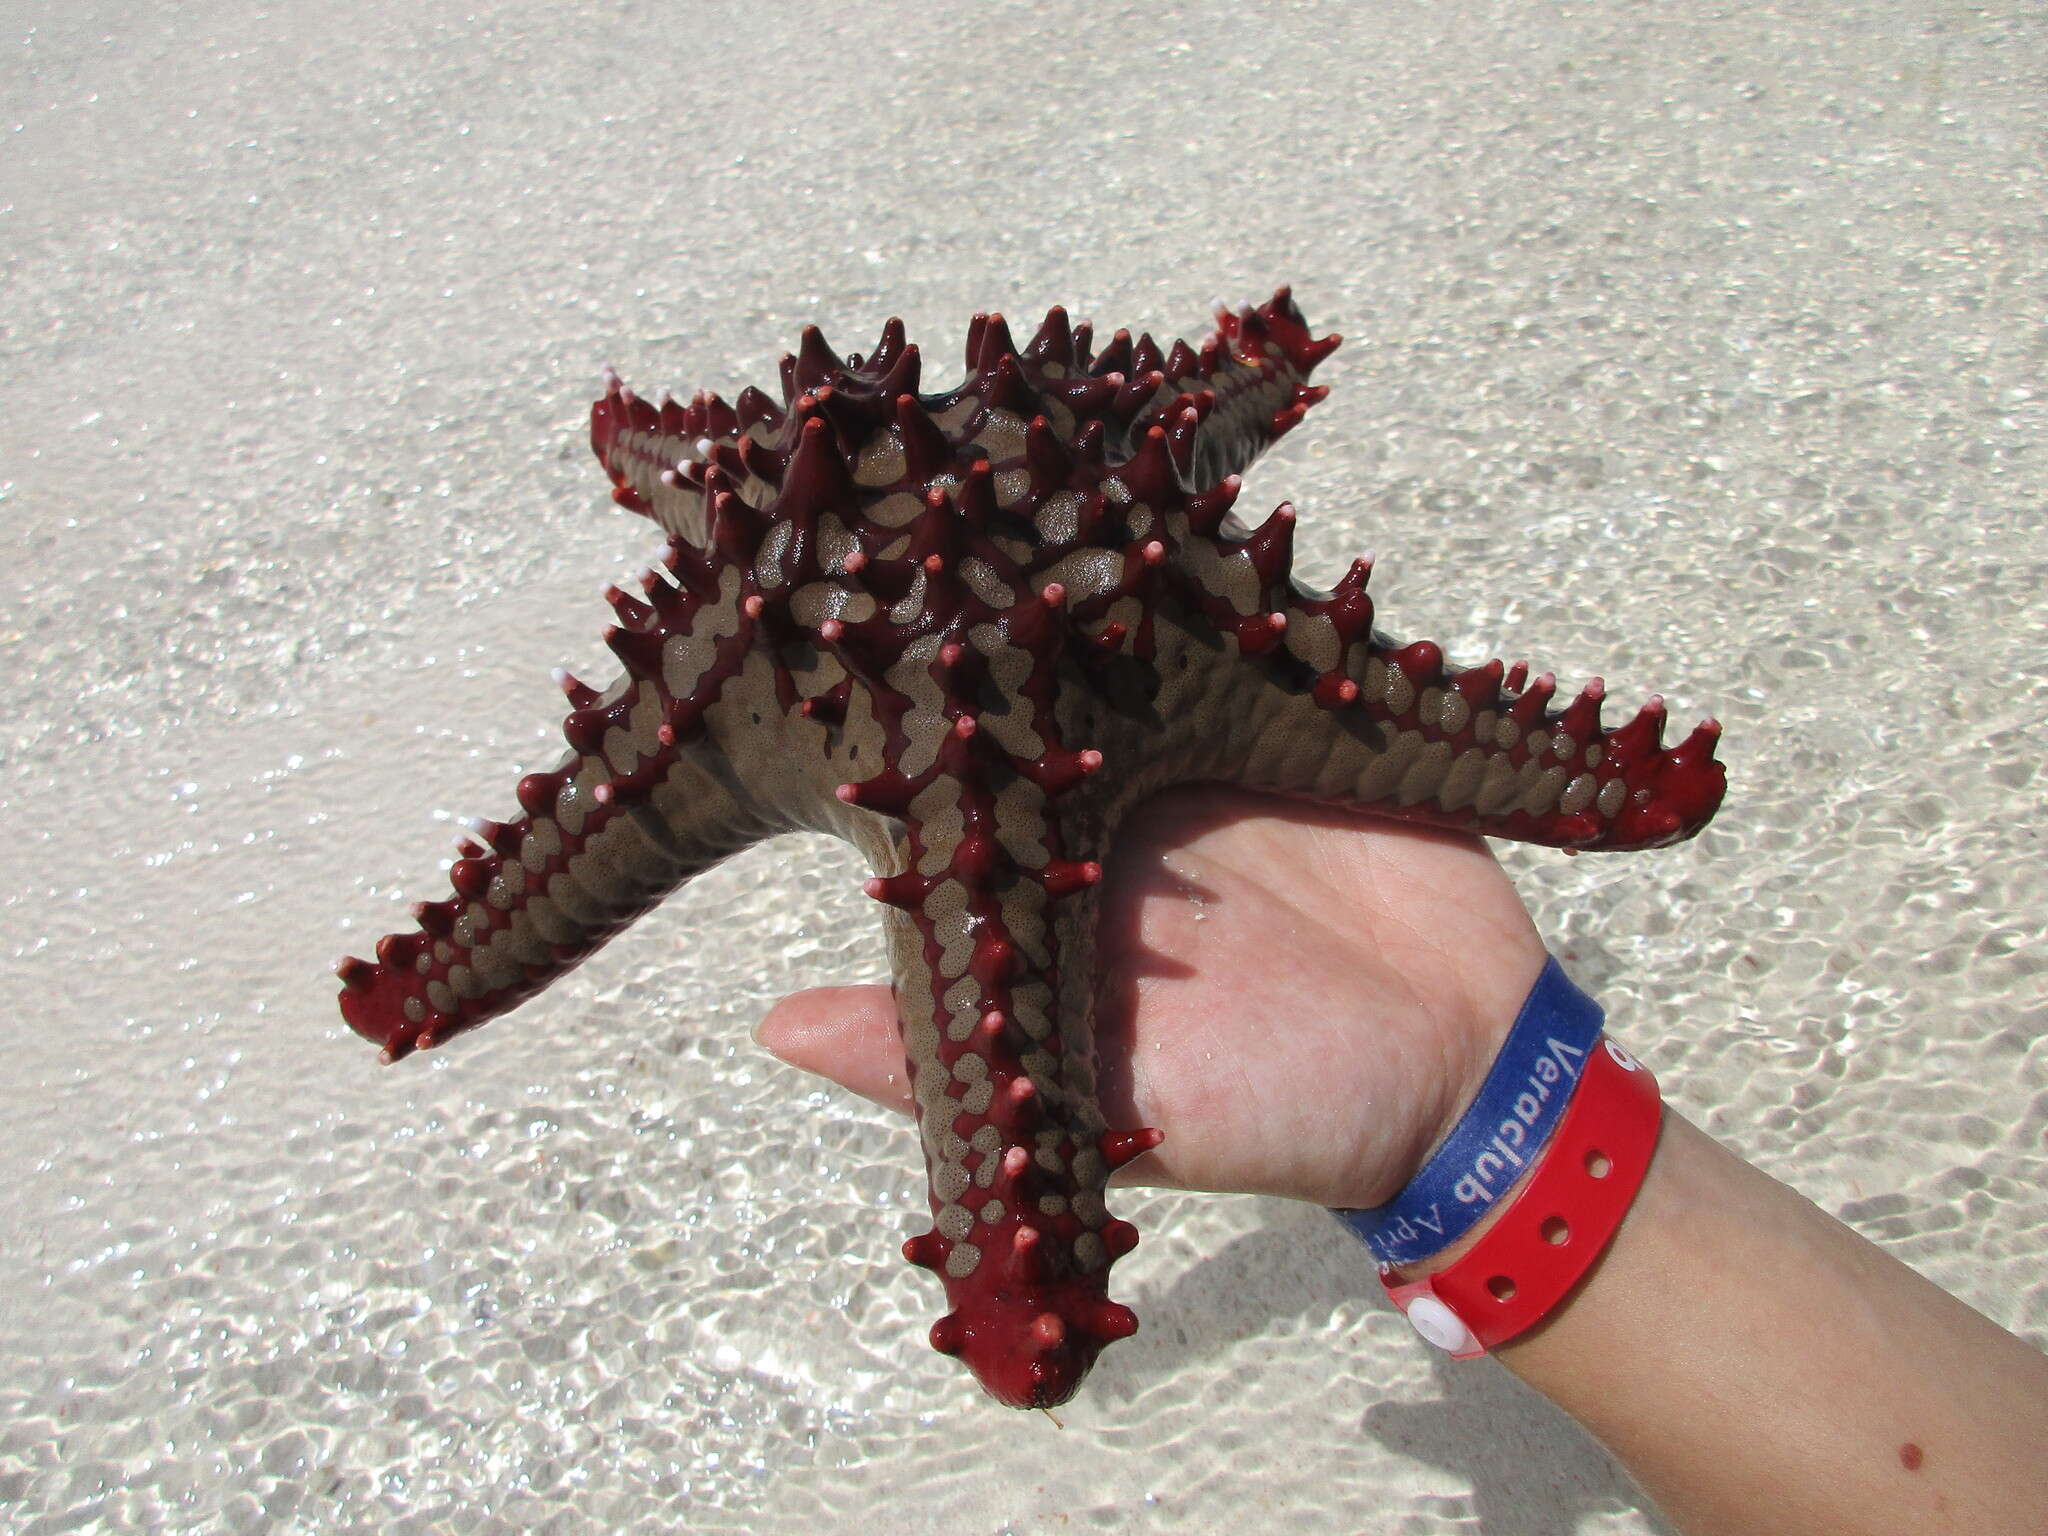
757 784 1548 1211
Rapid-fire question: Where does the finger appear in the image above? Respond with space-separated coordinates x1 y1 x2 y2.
753 984 915 1115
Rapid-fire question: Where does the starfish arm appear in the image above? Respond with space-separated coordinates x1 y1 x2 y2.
1101 486 1726 850
334 736 779 1063
1180 286 1341 485
1200 566 1727 850
867 800 1141 1412
590 373 768 544
336 553 790 1061
819 565 1150 1410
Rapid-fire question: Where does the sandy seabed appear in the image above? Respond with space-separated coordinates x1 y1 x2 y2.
2 4 2042 1532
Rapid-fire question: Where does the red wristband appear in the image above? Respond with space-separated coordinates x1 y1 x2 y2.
1381 1036 1662 1358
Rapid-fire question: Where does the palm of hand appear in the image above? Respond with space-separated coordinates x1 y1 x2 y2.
756 785 1546 1211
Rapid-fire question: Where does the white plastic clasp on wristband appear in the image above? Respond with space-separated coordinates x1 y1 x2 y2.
1382 1276 1485 1358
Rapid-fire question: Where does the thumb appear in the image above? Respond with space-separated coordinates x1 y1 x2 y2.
753 984 915 1116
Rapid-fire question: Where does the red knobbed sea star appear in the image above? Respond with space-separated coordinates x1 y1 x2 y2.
336 289 1724 1408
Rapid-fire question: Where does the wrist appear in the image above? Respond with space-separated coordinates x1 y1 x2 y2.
1334 955 1607 1270
1333 957 1665 1360
1380 1035 1661 1358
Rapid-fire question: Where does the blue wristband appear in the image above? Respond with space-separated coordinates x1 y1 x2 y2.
1333 956 1605 1267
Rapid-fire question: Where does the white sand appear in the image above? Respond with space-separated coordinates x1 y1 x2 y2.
1 2 2042 1531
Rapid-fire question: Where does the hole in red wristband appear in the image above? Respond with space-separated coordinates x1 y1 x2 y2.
1540 1215 1570 1246
1485 1274 1517 1302
1584 1148 1612 1179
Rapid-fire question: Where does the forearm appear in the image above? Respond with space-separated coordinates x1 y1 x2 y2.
1493 1111 2048 1535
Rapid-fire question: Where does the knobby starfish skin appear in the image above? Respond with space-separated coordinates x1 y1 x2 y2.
336 289 1725 1409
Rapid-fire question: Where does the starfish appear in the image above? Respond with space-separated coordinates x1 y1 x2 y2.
335 288 1724 1408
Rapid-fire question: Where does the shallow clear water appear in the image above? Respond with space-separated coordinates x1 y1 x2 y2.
2 2 2042 1531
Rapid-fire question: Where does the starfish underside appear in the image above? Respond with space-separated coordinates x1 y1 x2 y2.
336 289 1725 1408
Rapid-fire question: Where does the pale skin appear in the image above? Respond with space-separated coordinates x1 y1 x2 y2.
757 786 2048 1536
